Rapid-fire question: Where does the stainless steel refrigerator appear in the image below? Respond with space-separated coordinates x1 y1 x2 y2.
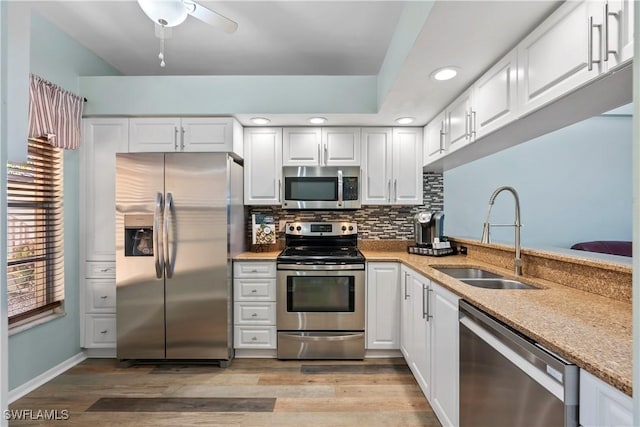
115 153 245 364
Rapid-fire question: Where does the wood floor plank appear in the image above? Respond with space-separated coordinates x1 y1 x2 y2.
163 384 335 398
273 396 431 413
258 372 416 386
86 397 276 413
300 364 410 374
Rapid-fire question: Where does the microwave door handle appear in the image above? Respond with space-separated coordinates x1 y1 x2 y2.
337 169 343 206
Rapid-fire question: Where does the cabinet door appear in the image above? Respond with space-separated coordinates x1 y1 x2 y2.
322 128 361 166
423 112 447 165
604 0 634 69
244 128 283 205
411 273 431 400
447 89 473 152
392 128 423 205
580 369 633 427
474 48 519 140
361 128 392 205
82 118 129 261
399 267 413 362
430 283 460 427
366 262 400 349
128 118 181 152
181 117 234 153
518 0 603 116
282 127 322 166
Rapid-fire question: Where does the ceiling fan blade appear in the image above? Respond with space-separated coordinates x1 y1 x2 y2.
184 1 238 33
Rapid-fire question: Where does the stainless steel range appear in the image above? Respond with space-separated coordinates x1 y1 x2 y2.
276 222 365 359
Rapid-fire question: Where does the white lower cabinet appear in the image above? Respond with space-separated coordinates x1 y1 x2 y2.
399 264 459 426
84 314 117 348
233 261 277 351
580 369 633 427
366 262 400 350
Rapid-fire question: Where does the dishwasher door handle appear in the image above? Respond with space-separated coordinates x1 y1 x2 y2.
460 315 564 401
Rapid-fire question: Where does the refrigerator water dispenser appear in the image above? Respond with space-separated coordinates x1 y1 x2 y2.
124 214 154 257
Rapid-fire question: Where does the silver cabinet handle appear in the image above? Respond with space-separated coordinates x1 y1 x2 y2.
100 295 108 299
251 336 258 341
588 16 602 71
251 313 258 317
426 287 433 321
604 2 618 61
164 192 174 278
324 144 328 165
404 272 409 300
422 284 427 319
465 112 470 140
180 126 185 151
471 110 477 138
154 192 164 279
317 143 321 165
278 179 282 203
174 127 179 151
393 179 397 203
100 330 108 334
337 169 343 206
387 179 391 202
251 289 258 293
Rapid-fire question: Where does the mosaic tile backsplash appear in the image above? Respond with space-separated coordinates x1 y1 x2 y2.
247 173 443 241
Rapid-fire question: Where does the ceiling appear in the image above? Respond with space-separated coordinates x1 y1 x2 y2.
27 0 562 127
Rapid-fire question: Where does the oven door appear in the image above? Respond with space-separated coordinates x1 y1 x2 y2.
277 264 365 331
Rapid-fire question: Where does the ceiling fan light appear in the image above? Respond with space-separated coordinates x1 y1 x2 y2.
251 117 270 125
137 0 188 27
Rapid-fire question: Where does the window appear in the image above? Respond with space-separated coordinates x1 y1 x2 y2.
7 139 64 324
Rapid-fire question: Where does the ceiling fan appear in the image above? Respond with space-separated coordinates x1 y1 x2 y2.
137 0 238 67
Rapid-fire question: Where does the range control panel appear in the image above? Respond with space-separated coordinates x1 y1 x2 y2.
284 222 358 236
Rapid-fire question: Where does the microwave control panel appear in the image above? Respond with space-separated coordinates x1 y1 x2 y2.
343 177 358 201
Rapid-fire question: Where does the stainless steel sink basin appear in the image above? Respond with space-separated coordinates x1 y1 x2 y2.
459 278 538 290
433 266 539 290
433 267 502 279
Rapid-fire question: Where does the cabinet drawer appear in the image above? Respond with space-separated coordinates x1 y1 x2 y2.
84 315 116 348
234 326 277 349
234 302 276 325
86 262 116 278
86 279 116 313
233 261 276 278
234 278 276 301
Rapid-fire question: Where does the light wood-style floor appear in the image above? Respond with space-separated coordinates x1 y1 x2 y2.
9 357 442 426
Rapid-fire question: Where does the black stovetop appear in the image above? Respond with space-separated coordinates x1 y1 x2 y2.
277 245 365 264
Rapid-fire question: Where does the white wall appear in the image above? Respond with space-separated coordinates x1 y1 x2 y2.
444 114 632 250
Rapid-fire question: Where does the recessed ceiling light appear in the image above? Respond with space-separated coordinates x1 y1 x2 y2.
431 67 458 81
309 117 327 124
251 117 270 125
395 117 415 125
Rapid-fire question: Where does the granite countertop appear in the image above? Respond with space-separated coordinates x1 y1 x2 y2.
234 249 632 396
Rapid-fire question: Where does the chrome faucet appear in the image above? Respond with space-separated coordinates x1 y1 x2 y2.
480 186 522 276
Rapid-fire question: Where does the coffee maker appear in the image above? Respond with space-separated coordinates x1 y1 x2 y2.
409 211 453 256
414 211 445 247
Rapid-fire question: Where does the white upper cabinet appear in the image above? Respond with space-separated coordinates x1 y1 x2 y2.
244 128 283 205
604 0 634 69
81 118 129 261
518 0 604 116
446 87 474 152
282 127 322 166
474 47 519 140
361 128 393 204
362 127 422 205
283 127 360 166
423 111 447 165
322 128 361 166
129 117 243 155
392 128 423 205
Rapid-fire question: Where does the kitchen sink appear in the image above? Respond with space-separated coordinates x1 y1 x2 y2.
433 267 503 279
433 266 539 290
459 278 538 290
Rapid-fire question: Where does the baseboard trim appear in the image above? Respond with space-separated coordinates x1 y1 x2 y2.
8 352 86 403
365 349 403 358
234 349 277 358
84 348 116 358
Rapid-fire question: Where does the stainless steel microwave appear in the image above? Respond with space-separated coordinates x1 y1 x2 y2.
282 166 360 210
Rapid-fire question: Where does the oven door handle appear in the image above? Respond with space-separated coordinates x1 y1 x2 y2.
279 332 363 342
277 263 365 271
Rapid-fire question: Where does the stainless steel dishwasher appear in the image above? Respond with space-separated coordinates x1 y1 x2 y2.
459 300 579 427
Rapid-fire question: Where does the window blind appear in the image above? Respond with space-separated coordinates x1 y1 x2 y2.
7 139 64 323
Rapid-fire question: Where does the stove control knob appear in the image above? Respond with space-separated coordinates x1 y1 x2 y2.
289 226 294 232
349 226 354 231
341 226 347 231
296 226 302 231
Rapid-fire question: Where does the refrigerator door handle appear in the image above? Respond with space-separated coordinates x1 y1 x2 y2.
154 192 164 279
164 192 174 278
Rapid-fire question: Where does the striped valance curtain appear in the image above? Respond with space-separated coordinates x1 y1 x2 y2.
28 74 84 150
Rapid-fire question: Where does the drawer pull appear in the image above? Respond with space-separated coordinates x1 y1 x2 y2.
251 289 257 293
251 313 258 317
100 330 108 334
100 295 108 299
251 336 257 341
250 269 258 273
100 268 112 273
